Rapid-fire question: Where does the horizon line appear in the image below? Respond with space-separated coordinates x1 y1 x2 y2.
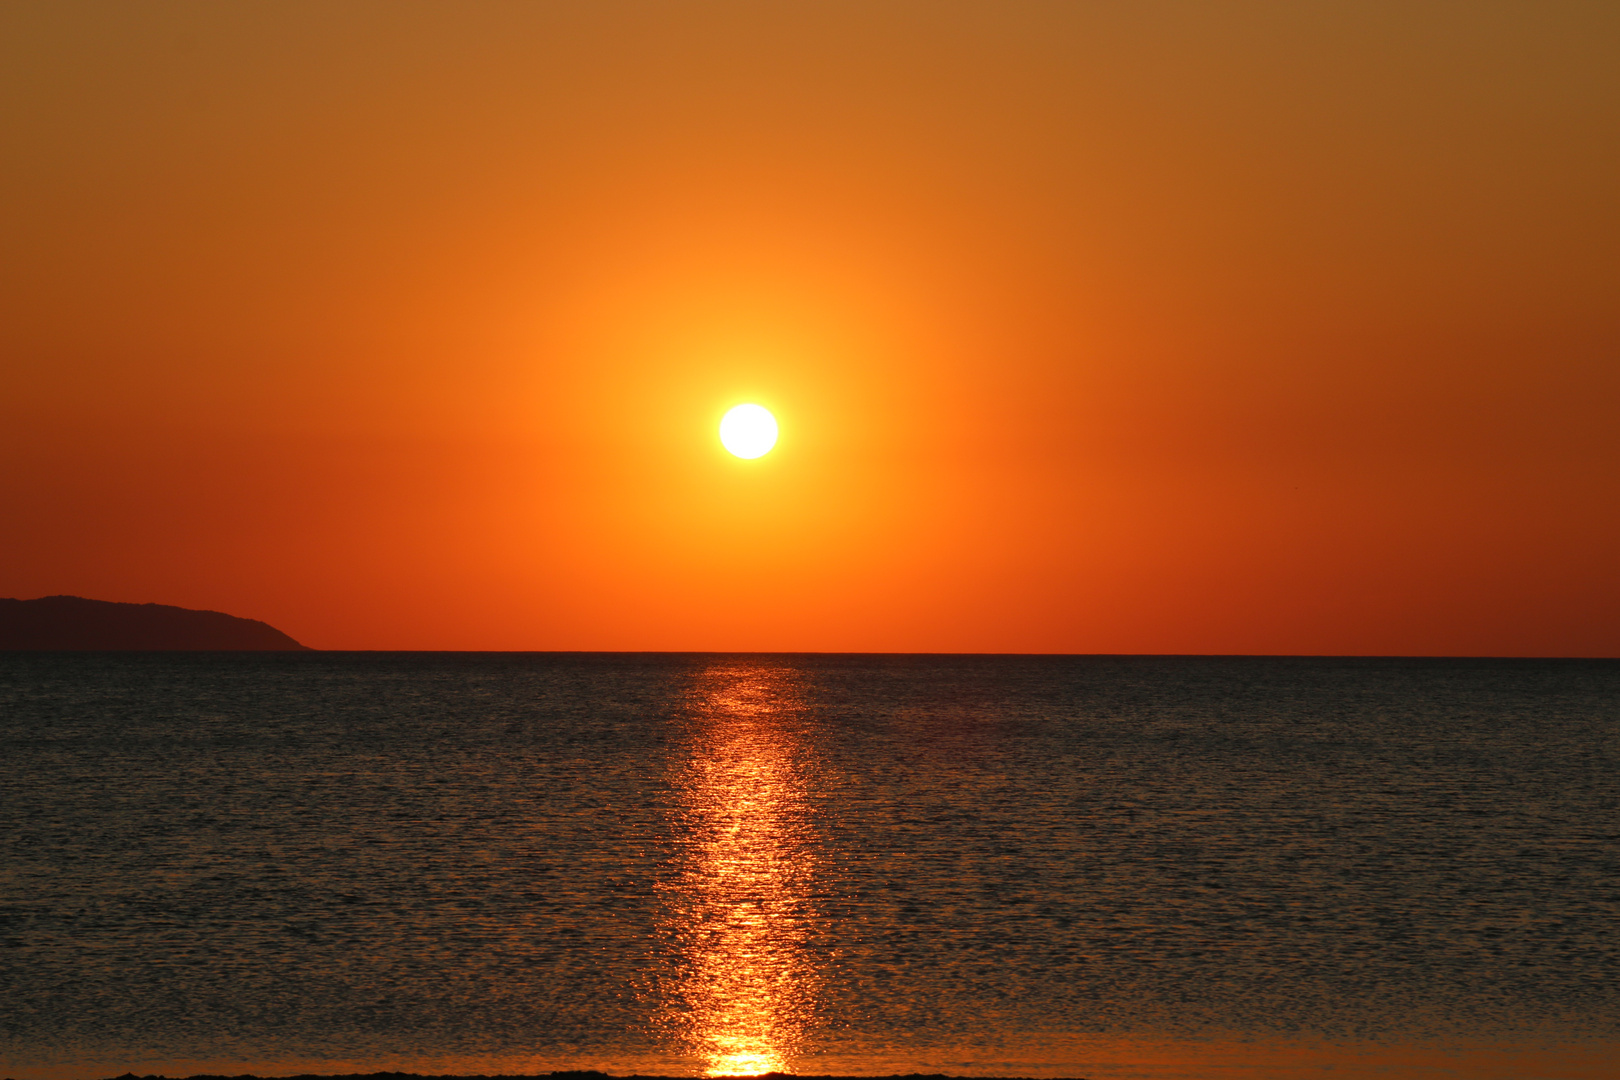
14 649 1611 661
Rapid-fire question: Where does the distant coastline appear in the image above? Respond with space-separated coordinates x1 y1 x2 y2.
0 595 308 651
84 1074 1051 1080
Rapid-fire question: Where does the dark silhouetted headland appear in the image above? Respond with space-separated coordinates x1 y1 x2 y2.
0 595 308 650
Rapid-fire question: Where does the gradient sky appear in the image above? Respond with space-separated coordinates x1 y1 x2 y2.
3 1 1617 653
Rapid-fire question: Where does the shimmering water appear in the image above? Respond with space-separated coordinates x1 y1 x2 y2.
2 653 1616 1080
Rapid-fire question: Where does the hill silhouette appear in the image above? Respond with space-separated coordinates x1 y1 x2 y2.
0 595 309 650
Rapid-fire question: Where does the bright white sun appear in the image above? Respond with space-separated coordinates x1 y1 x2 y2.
718 403 778 459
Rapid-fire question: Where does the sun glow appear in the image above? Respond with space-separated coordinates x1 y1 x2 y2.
718 404 779 459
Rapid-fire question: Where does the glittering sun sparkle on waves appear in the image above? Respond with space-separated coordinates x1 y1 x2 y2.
656 662 822 1076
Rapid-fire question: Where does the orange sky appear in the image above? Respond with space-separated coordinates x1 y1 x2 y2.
3 1 1617 653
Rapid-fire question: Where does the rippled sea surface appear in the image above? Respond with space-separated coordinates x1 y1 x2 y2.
2 654 1617 1080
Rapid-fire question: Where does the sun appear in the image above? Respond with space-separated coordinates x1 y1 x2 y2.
718 404 778 459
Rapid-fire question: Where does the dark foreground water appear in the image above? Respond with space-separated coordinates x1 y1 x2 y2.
1 654 1616 1080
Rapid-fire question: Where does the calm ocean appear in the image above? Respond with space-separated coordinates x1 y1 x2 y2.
2 654 1616 1080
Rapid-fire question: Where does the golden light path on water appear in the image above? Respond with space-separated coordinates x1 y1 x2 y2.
658 663 820 1077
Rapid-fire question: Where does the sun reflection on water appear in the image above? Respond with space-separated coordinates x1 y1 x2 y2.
657 663 821 1077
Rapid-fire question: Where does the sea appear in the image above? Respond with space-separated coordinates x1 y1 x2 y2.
1 653 1616 1080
